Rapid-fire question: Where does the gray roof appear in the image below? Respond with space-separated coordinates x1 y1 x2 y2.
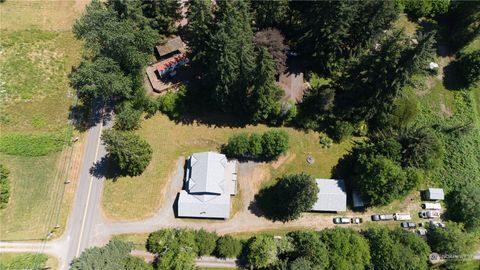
427 188 444 200
188 152 227 195
178 152 237 219
178 190 231 219
312 179 347 212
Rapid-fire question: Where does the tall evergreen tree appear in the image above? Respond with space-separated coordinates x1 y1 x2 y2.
185 0 213 64
141 0 182 35
251 0 289 29
206 0 255 114
250 47 283 123
298 0 398 73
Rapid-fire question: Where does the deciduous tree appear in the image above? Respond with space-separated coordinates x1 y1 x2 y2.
246 234 278 269
146 228 197 270
255 173 318 222
70 57 133 102
365 227 431 270
102 129 152 177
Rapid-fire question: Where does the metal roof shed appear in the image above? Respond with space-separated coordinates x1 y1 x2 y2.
311 179 347 212
426 188 444 201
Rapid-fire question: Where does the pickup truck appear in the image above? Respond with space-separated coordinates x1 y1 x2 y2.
333 217 351 224
419 210 441 219
394 213 412 221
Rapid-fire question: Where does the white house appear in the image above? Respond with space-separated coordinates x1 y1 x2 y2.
177 152 237 219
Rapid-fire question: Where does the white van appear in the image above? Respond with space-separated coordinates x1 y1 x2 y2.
394 213 412 221
422 202 442 210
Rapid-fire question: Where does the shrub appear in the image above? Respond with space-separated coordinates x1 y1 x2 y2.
319 134 333 149
260 130 289 159
195 229 218 256
215 235 242 258
0 133 66 156
224 133 251 158
223 130 289 160
158 86 186 118
0 164 10 209
248 133 263 156
255 173 319 222
329 121 354 143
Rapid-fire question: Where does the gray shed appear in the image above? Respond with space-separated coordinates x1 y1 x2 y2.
426 188 444 201
311 179 347 212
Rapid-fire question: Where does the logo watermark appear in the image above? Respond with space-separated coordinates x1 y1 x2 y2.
429 253 474 264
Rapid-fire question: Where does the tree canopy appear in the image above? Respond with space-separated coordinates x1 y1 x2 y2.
286 231 330 268
70 240 137 270
445 182 480 231
215 235 242 258
146 228 197 270
318 228 371 270
246 234 278 269
255 173 319 222
102 129 152 177
365 227 431 270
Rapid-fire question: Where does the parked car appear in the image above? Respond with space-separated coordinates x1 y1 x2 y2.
351 217 363 224
333 217 351 224
417 227 427 236
371 214 394 221
394 213 412 221
419 210 441 219
401 222 417 228
422 202 442 210
429 220 446 228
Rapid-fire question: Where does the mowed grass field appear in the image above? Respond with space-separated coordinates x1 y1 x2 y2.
0 1 84 239
0 252 58 270
102 114 353 220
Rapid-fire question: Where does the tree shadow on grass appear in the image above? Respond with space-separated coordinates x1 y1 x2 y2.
443 61 469 91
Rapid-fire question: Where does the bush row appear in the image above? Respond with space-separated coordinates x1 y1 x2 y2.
223 130 289 160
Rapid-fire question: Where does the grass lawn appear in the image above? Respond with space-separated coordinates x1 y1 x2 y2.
0 252 58 270
102 114 353 220
112 233 150 251
0 2 84 240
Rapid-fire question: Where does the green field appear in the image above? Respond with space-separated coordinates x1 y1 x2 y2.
0 252 58 270
0 1 83 240
102 114 353 220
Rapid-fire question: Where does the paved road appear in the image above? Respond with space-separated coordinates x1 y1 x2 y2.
62 104 109 269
